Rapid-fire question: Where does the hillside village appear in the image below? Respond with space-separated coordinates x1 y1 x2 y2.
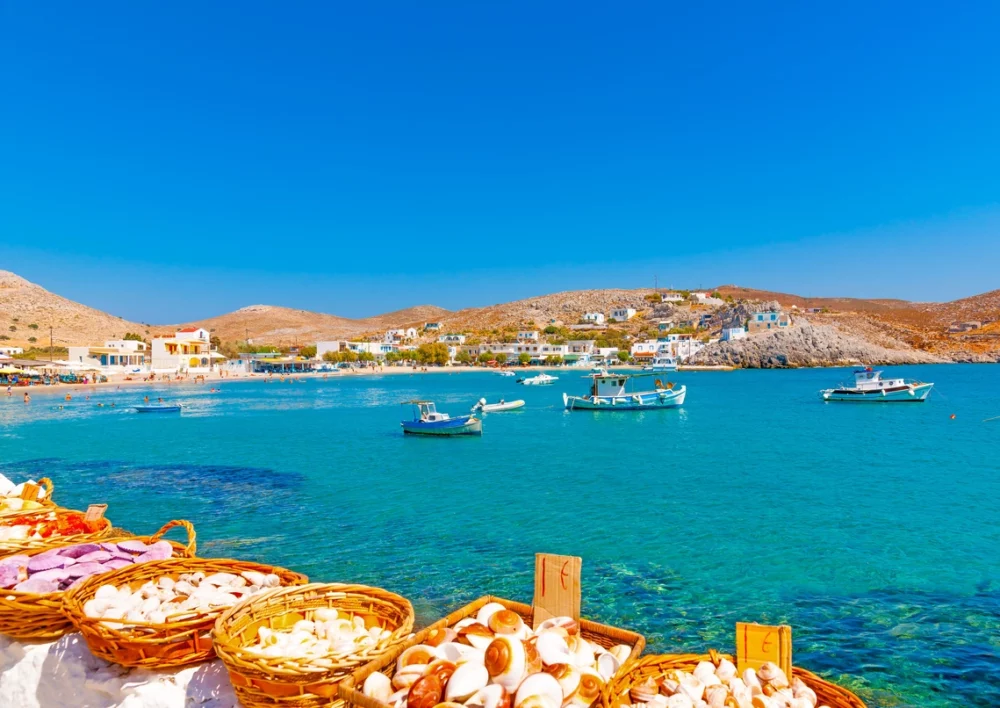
2 269 1000 379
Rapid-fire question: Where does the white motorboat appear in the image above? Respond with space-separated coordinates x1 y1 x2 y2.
642 355 677 372
496 370 516 377
563 372 686 410
820 367 933 402
517 373 559 386
472 397 525 413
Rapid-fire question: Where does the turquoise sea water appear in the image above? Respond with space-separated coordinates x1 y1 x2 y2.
1 365 998 707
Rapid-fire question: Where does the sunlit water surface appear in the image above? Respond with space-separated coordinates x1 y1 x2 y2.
1 365 998 707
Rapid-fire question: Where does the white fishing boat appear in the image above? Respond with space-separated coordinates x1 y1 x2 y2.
517 373 558 386
563 372 686 410
496 370 516 377
820 367 933 402
642 355 677 372
472 397 525 413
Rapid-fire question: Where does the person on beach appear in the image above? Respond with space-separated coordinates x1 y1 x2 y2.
5 386 10 397
65 394 71 401
144 396 149 403
23 392 30 403
157 397 164 403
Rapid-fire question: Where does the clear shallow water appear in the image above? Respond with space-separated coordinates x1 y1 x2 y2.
1 365 998 707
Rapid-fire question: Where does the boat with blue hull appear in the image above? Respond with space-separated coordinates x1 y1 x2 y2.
820 367 933 402
563 372 686 411
401 401 482 436
134 405 181 413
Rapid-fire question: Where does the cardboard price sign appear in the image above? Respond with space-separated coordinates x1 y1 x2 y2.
84 504 108 522
736 622 792 679
532 553 581 628
19 483 40 501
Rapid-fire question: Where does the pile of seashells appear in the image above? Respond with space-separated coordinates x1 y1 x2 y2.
0 539 173 594
242 607 394 666
361 601 633 708
0 474 48 514
83 570 283 627
621 659 830 708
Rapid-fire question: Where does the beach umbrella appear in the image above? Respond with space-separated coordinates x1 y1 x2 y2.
0 367 20 375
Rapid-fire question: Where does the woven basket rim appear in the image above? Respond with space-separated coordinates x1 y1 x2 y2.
64 557 308 635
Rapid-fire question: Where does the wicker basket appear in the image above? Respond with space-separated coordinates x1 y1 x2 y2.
339 595 646 708
0 519 195 641
0 478 55 517
0 508 114 558
213 583 415 708
600 650 867 708
64 557 308 669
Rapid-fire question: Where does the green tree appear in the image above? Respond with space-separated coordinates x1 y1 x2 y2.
27 337 37 344
299 345 317 358
358 351 376 362
455 350 472 365
495 353 508 365
617 350 632 363
547 355 563 366
477 352 493 364
322 350 340 362
518 353 531 365
123 332 145 342
0 335 8 341
417 342 450 366
28 323 39 330
645 293 662 303
711 291 722 299
8 326 15 332
543 325 559 334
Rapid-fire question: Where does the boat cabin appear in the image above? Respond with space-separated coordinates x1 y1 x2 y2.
851 368 906 391
589 374 632 397
407 401 450 421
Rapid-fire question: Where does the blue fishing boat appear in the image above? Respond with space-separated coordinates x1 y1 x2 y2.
134 405 182 413
401 401 482 436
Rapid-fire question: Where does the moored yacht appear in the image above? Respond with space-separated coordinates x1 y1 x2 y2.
642 355 677 372
517 373 558 386
820 367 933 402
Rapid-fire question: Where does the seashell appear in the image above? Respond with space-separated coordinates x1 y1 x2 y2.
104 559 133 570
392 664 428 691
476 601 508 626
76 550 113 564
467 684 511 708
743 669 762 693
95 584 118 600
407 674 444 708
535 616 579 636
543 662 580 698
263 573 281 587
148 610 167 624
566 636 595 669
241 570 267 587
659 678 679 696
396 644 439 672
484 635 526 692
458 622 496 650
28 568 71 583
750 696 775 708
608 644 632 665
0 565 24 589
117 540 148 554
665 695 694 708
596 651 620 681
756 663 788 690
436 641 483 665
523 638 543 674
427 659 457 685
536 631 573 666
0 554 30 570
204 572 238 586
790 678 817 707
59 543 102 559
14 577 59 593
387 689 408 708
444 661 489 702
630 678 660 703
425 626 459 647
488 609 526 636
157 576 176 590
363 672 393 703
514 673 563 708
564 670 603 708
136 548 172 563
147 540 174 557
704 685 729 708
27 554 71 572
675 674 704 703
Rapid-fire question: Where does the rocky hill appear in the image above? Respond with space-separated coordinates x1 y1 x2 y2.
689 324 947 368
0 271 144 347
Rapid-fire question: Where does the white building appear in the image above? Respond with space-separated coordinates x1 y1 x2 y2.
67 340 148 374
424 322 442 332
0 346 23 356
151 328 220 373
316 341 347 359
582 312 606 325
610 308 636 322
384 328 418 343
630 336 706 362
661 293 685 303
721 327 747 342
689 292 725 307
439 334 466 345
348 342 395 357
517 330 540 342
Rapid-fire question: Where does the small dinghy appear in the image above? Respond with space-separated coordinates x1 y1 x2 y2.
472 398 525 413
134 405 182 413
401 401 482 436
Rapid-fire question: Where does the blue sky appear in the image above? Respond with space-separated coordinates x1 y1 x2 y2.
2 2 999 322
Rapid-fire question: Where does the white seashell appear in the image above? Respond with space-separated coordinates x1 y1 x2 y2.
476 601 508 626
675 674 704 703
596 651 620 681
467 684 509 708
535 616 579 636
647 696 669 708
703 685 728 708
715 658 737 683
263 573 281 587
204 572 238 586
174 581 195 596
630 678 659 703
391 664 427 690
453 617 479 630
536 631 573 666
362 671 393 703
396 644 439 672
791 679 817 707
547 663 581 698
609 644 632 665
313 607 339 622
756 663 789 689
437 641 483 665
241 570 267 586
139 596 161 614
660 679 680 696
692 662 716 684
514 672 563 708
743 669 762 694
445 661 489 702
157 577 175 590
83 599 110 618
567 636 595 669
388 689 408 708
666 695 694 708
148 610 167 624
95 585 118 601
485 635 526 692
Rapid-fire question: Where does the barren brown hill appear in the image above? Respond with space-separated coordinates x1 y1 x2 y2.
714 285 916 313
0 270 145 348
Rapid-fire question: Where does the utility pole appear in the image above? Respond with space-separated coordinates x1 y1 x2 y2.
654 275 658 291
49 326 53 363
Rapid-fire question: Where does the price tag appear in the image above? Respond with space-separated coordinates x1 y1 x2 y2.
532 553 581 628
736 622 792 679
20 483 40 501
84 504 108 522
